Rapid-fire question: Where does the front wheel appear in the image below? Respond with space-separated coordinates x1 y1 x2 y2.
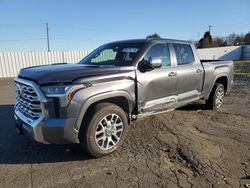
79 103 128 157
206 83 225 110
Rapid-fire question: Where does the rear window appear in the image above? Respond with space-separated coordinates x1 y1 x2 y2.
173 44 194 65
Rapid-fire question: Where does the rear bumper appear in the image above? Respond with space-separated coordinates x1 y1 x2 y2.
14 112 79 144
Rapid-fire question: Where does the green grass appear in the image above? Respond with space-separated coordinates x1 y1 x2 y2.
234 72 250 78
235 69 247 73
234 60 250 63
234 60 250 78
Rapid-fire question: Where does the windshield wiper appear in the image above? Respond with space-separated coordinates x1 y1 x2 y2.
52 62 67 65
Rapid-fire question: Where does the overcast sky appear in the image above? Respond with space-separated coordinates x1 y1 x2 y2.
0 0 249 51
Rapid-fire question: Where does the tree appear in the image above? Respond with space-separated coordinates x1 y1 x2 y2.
244 32 250 44
146 33 161 39
195 31 250 47
197 31 213 48
226 33 237 46
234 35 244 45
221 41 228 47
213 37 224 47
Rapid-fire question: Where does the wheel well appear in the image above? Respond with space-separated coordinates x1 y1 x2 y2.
81 96 131 127
215 76 228 92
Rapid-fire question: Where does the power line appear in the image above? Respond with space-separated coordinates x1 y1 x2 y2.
0 23 44 28
0 38 46 42
0 37 107 42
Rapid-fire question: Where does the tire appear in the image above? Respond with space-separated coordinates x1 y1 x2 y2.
79 103 128 157
206 83 225 110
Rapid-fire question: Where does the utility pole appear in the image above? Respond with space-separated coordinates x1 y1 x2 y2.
209 25 212 33
46 23 50 52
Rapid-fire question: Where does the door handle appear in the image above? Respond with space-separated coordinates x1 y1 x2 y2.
196 69 203 73
168 72 177 77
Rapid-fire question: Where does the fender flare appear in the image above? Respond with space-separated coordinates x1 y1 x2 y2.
208 72 229 96
74 90 134 131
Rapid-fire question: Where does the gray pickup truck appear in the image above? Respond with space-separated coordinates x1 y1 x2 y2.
14 38 234 157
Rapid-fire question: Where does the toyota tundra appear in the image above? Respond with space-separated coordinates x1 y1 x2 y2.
14 38 234 157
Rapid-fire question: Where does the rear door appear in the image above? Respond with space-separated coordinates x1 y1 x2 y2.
171 43 204 107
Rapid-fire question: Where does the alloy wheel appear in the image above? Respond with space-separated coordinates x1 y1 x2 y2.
95 114 124 150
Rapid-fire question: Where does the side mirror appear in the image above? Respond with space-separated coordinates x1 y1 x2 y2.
149 57 162 69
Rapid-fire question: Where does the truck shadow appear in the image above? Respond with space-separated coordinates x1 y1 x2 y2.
177 102 208 111
0 104 92 165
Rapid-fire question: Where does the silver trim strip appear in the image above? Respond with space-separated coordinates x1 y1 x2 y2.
15 110 45 128
14 78 47 103
14 77 48 127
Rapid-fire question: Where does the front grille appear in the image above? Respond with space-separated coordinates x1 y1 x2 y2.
15 82 42 120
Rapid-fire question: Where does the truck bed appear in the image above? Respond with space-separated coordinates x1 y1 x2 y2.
201 60 234 99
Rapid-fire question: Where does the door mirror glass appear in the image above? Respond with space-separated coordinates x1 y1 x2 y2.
138 57 162 72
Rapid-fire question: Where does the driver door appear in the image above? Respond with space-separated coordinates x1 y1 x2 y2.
136 43 178 114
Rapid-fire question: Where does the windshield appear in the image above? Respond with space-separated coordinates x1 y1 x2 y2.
79 42 144 66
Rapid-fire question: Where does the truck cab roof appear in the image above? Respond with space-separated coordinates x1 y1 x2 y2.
108 38 192 45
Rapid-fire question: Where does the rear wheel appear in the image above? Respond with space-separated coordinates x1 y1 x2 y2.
79 103 128 157
206 83 225 110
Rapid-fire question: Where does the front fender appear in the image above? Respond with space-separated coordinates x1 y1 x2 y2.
74 90 134 131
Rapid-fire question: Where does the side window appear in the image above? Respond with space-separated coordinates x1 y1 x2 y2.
173 44 194 65
144 43 171 67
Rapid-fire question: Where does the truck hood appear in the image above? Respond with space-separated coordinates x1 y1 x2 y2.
18 63 121 85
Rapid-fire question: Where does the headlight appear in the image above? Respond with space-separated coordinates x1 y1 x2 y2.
41 85 72 96
41 84 86 101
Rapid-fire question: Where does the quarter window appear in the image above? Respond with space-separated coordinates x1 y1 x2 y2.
144 43 171 67
173 44 194 65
